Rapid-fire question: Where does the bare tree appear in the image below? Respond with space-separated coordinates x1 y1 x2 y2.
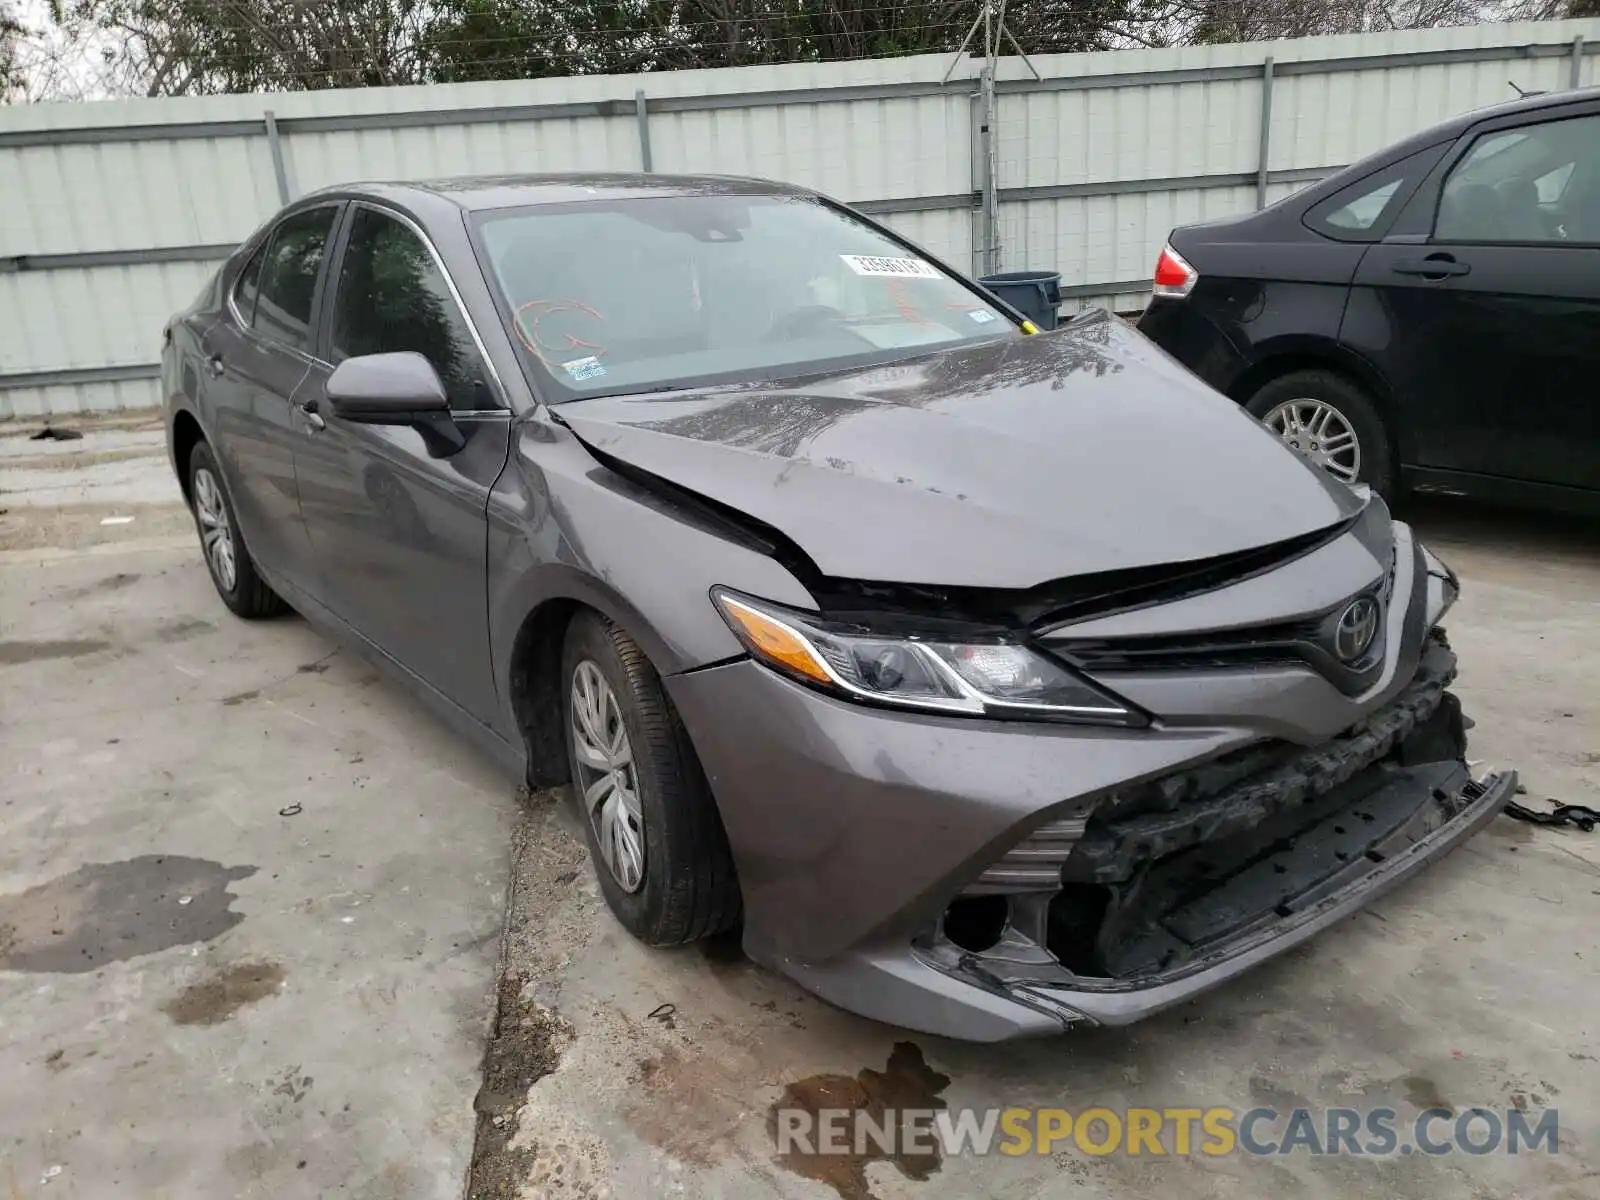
1 1 26 99
11 1 1594 101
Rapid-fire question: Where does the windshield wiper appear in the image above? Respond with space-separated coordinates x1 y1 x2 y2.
569 382 708 402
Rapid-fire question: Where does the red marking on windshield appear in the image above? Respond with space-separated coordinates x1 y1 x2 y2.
513 299 608 366
883 279 928 325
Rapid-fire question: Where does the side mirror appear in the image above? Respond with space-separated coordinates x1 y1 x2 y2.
326 351 449 422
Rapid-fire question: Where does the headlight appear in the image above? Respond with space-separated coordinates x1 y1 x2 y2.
1422 545 1459 625
712 590 1141 725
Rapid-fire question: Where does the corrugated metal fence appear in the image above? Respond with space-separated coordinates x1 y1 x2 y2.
1 18 1595 418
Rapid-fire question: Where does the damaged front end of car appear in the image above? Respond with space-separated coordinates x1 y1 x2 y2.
557 321 1516 1039
923 631 1514 1027
666 487 1513 1040
904 518 1516 1031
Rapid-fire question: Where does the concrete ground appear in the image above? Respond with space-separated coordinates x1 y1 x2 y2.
2 420 520 1197
1 415 1596 1199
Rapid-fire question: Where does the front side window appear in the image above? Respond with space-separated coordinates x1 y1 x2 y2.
474 194 1018 401
1435 113 1600 243
253 206 338 351
329 207 492 412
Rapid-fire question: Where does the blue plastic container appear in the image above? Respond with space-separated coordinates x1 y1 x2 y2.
978 270 1063 330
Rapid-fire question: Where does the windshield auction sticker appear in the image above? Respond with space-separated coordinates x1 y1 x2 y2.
840 254 942 278
560 356 606 382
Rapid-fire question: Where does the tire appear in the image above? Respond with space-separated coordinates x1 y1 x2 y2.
560 611 740 945
187 441 289 619
1245 369 1395 501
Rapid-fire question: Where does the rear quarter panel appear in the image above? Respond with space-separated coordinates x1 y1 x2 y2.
1153 223 1370 401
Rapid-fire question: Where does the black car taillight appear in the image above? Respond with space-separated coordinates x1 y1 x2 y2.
1152 243 1198 299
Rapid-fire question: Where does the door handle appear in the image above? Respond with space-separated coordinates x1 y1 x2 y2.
1392 255 1471 279
298 396 326 432
205 354 225 378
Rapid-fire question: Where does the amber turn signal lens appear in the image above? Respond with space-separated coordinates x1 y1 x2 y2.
715 595 832 685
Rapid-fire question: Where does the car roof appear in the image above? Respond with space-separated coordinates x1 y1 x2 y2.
1366 85 1600 161
315 172 814 213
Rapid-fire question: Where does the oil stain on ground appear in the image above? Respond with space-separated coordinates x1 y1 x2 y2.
53 572 140 601
1402 1075 1454 1112
769 1041 951 1200
0 638 112 665
163 960 286 1025
0 856 257 973
154 617 216 644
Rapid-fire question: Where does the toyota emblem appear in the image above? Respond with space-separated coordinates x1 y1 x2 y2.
1334 596 1381 663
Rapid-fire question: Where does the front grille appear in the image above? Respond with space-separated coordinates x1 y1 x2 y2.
1053 620 1312 673
1048 567 1396 696
1063 631 1458 884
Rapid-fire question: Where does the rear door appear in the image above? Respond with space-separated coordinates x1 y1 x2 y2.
294 203 511 725
202 203 341 587
1348 103 1600 491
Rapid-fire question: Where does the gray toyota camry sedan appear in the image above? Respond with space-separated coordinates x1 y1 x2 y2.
161 173 1516 1041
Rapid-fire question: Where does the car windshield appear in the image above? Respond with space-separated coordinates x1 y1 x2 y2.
473 193 1018 401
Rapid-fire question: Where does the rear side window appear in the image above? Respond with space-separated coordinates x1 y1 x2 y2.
1304 147 1439 242
328 207 492 412
232 244 266 324
253 207 338 352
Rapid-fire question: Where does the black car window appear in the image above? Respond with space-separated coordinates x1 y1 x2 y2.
1435 113 1600 244
329 207 492 412
1304 148 1437 242
253 207 337 352
232 243 267 325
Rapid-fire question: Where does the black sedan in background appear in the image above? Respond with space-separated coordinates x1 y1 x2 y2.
1139 87 1600 513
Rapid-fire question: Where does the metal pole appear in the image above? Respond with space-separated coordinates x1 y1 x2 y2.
634 89 653 172
981 3 1003 276
1572 36 1585 91
981 65 999 275
1255 57 1274 211
263 109 294 205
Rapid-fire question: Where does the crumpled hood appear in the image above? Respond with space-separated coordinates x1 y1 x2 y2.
556 312 1363 589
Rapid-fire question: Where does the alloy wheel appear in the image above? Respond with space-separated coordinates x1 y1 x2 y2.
570 660 646 892
1261 398 1362 484
192 467 238 592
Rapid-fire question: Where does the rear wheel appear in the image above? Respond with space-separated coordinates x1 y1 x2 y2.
1246 369 1394 500
188 441 288 619
560 611 740 945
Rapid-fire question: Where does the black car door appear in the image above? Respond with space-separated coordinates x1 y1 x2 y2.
1348 102 1600 492
201 204 341 585
293 202 512 727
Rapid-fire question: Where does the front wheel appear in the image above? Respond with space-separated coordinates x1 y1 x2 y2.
1245 369 1394 500
560 612 741 946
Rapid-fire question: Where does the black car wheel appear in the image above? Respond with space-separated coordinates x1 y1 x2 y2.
560 611 740 945
188 441 289 619
1246 370 1394 500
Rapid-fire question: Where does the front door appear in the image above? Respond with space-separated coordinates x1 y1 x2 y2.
1350 105 1600 492
294 203 511 727
201 204 340 584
